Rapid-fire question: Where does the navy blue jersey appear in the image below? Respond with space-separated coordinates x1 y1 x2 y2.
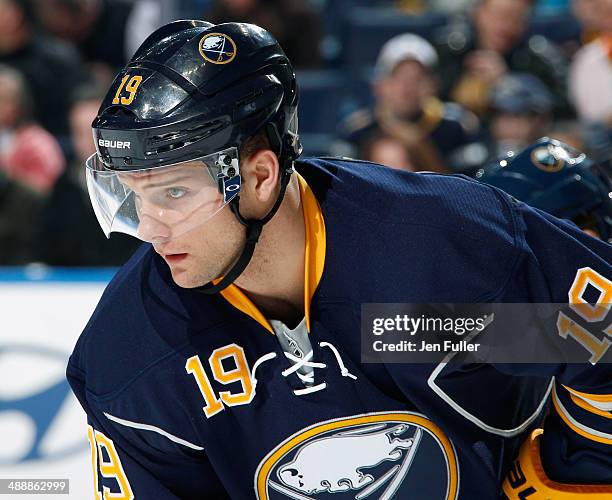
67 157 612 499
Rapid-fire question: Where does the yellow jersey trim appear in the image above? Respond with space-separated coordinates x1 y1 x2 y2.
299 172 326 331
552 386 612 445
562 386 612 419
568 393 612 420
218 173 326 334
219 283 274 334
503 429 612 498
563 385 612 403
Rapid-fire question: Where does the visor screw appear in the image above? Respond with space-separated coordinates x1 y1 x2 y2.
226 167 236 177
123 156 133 165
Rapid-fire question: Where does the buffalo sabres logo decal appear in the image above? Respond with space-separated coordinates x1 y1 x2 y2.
255 411 459 499
199 33 237 64
530 145 565 173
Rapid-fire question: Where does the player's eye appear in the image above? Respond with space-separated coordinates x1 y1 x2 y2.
167 187 187 199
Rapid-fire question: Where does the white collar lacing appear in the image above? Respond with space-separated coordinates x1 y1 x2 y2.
251 341 357 396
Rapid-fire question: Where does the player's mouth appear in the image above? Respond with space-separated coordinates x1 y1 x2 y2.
164 253 188 264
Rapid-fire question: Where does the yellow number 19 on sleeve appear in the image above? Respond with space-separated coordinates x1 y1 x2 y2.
87 425 134 500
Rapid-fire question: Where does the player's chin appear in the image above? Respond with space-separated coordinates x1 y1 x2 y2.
167 266 197 289
169 265 215 289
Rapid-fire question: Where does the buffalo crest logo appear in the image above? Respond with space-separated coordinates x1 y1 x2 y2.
199 33 237 64
530 146 565 173
255 411 459 499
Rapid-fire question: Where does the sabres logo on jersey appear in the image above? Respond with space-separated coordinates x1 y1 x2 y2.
199 33 237 64
255 411 459 499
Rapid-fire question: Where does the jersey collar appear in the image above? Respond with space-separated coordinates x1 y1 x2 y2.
218 173 326 334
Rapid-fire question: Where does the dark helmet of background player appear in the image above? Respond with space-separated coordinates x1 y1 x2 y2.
89 20 302 293
476 137 612 242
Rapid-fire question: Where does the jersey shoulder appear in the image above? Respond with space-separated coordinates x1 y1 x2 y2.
297 157 523 301
298 156 518 242
67 244 228 397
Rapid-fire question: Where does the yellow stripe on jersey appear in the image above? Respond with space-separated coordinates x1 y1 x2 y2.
298 172 326 332
503 429 612 499
567 393 612 420
563 385 612 403
559 385 612 420
552 385 612 445
219 173 326 334
218 282 274 334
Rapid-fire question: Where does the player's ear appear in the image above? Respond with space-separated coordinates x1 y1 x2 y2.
240 148 280 215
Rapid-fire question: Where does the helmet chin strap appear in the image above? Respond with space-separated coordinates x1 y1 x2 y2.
195 165 293 294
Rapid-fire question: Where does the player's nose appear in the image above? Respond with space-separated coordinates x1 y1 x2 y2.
137 213 172 243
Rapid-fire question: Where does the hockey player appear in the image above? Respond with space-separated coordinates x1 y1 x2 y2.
68 21 612 499
477 137 612 243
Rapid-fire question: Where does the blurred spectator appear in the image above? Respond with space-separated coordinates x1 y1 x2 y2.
33 85 140 266
339 34 481 173
572 0 612 44
542 119 584 151
581 121 612 164
488 73 553 157
420 0 477 15
535 0 570 14
0 170 43 265
124 1 178 62
0 0 88 138
569 35 612 124
552 0 612 59
446 72 555 173
0 65 65 193
178 0 213 18
435 0 571 117
361 131 417 172
569 1 612 159
205 0 322 68
35 0 174 76
395 0 427 14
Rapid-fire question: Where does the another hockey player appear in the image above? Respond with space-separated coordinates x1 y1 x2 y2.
477 137 612 242
68 21 612 499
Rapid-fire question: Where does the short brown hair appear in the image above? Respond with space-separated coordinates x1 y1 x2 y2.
239 129 270 162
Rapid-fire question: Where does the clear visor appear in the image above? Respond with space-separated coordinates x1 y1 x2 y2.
85 147 241 243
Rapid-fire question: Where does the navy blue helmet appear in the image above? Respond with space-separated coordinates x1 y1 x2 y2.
92 20 301 171
87 20 302 293
477 138 612 241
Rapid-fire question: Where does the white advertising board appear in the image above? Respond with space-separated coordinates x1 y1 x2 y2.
0 268 114 499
